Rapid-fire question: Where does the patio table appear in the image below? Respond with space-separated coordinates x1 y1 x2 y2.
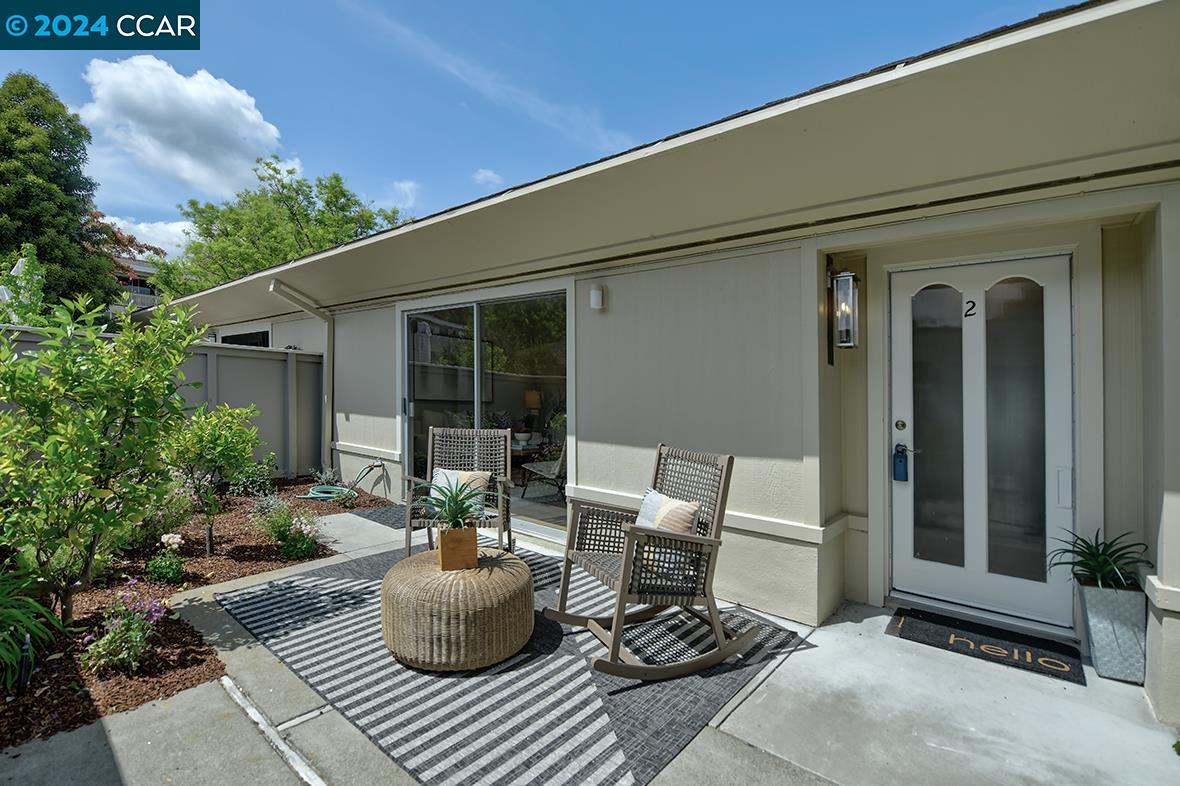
379 547 534 670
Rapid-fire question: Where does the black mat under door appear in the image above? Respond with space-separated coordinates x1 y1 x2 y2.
886 607 1085 685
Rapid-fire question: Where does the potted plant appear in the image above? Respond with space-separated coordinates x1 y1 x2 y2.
422 480 487 571
1048 530 1153 683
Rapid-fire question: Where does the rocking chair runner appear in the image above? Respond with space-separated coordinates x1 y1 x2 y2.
403 427 514 553
544 444 756 680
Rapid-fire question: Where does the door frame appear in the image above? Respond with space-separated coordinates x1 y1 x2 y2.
887 254 1076 628
867 239 1099 637
819 207 1111 637
393 275 576 493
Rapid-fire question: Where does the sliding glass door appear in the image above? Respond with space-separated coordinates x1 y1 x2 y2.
405 293 567 513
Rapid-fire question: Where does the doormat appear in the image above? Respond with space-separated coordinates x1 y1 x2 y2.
217 537 797 785
885 608 1085 685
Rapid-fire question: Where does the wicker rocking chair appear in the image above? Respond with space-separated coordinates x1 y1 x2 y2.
544 444 755 680
403 427 514 553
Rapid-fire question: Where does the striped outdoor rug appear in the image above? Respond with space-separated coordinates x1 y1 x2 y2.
217 538 795 785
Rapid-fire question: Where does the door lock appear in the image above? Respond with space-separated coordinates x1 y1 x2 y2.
893 443 920 481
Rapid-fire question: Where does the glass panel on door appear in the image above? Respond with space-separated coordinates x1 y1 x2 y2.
406 306 475 478
911 284 965 567
985 278 1047 582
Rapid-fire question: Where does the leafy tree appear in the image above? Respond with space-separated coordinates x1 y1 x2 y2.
0 73 116 305
0 299 205 622
153 157 403 296
0 243 47 326
163 404 261 556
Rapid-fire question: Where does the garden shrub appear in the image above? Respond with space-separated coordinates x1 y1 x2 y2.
145 534 186 584
229 452 278 497
81 580 167 674
0 299 204 622
250 494 286 519
0 569 59 691
253 502 321 560
311 466 339 485
122 476 194 551
164 403 261 556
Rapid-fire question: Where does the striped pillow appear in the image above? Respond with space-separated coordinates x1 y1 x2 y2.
635 488 700 535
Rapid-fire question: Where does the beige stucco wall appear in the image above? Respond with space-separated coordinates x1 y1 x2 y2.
332 306 400 498
571 245 837 621
272 316 327 353
574 247 804 521
1102 224 1146 544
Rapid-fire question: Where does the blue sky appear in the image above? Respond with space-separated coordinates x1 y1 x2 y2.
1 1 1062 255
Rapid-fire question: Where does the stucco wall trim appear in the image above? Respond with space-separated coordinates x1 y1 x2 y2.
1145 576 1180 614
567 483 844 545
332 441 402 463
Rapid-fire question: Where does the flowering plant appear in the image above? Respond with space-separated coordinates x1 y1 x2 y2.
161 533 183 550
252 500 321 560
82 579 167 674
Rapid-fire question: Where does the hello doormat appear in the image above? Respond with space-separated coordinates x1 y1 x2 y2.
886 608 1085 685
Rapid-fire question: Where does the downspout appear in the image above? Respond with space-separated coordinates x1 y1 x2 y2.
268 279 334 471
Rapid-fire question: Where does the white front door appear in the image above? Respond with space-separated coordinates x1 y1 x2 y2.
889 255 1074 628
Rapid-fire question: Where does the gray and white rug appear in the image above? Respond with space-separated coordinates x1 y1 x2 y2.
217 538 795 786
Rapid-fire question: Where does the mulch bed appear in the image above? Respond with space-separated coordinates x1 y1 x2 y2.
0 478 389 751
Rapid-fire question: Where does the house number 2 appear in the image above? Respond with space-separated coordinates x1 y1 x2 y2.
964 300 977 318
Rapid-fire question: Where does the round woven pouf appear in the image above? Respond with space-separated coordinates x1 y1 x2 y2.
380 547 534 671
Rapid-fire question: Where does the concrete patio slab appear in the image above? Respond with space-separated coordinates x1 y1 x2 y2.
0 681 300 786
282 707 417 785
652 726 834 785
718 603 1180 786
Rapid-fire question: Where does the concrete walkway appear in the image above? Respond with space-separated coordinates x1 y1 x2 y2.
5 511 1177 785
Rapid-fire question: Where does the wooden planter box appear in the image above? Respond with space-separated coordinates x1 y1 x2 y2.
438 527 478 571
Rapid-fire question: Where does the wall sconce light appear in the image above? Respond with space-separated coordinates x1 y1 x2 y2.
589 282 606 311
830 270 859 348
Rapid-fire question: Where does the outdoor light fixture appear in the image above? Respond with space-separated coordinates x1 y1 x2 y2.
830 270 859 348
589 282 605 311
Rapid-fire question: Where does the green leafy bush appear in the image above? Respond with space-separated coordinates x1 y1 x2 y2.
0 569 60 691
164 403 261 556
81 580 166 674
145 535 186 584
121 476 195 551
253 501 321 560
229 452 278 497
250 494 287 519
0 299 204 622
311 466 339 485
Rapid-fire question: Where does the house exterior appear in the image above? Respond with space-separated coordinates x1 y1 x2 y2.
166 0 1180 722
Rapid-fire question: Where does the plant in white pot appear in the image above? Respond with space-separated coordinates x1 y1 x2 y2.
1048 530 1153 683
422 479 488 571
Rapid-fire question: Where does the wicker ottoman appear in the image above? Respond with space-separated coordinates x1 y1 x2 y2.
380 548 534 671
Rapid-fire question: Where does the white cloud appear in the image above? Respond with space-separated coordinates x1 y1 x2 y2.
77 56 290 199
472 168 503 186
344 1 633 153
383 180 420 210
105 216 194 258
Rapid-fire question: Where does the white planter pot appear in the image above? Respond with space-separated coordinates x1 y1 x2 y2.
1078 584 1146 684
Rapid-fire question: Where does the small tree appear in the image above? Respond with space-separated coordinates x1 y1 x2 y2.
164 404 260 556
0 299 204 622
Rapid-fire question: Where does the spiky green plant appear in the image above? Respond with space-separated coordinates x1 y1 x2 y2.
0 570 60 691
420 481 488 530
1047 530 1152 589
